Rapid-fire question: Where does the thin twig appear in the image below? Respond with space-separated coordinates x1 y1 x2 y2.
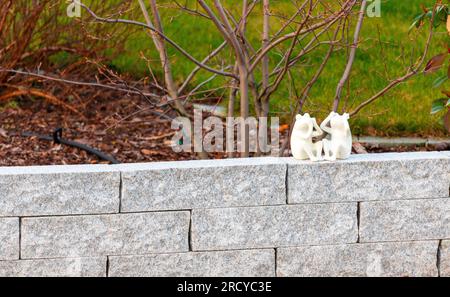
350 1 437 116
333 0 367 112
79 1 236 79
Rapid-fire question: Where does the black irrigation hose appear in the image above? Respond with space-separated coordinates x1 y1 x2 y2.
21 128 120 164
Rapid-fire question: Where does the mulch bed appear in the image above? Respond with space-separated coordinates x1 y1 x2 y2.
0 93 195 166
0 94 449 167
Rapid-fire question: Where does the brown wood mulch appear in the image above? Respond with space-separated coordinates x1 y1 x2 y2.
0 95 449 167
0 94 195 166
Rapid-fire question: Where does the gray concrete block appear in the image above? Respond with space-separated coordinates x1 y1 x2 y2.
360 198 450 242
0 218 19 260
440 240 450 277
0 165 120 216
120 157 287 212
109 249 275 277
0 257 106 277
21 212 190 258
191 204 358 251
287 152 449 204
277 241 438 277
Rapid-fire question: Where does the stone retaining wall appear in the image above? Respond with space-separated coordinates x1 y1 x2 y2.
0 152 448 277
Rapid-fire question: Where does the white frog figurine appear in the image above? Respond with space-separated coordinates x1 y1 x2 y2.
320 111 352 161
290 113 323 161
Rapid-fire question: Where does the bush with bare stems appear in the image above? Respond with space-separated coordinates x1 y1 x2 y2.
0 0 134 114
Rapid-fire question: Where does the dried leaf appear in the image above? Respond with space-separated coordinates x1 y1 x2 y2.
141 149 158 155
447 15 450 35
0 128 7 138
352 142 368 154
424 53 448 74
278 124 289 132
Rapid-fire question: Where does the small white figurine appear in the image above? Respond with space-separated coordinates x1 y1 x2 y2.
320 111 352 161
290 113 323 161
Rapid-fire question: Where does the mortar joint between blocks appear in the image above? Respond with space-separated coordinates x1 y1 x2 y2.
437 239 442 277
285 165 288 204
188 210 193 251
356 202 361 243
106 256 110 277
274 248 278 277
118 172 123 213
18 217 22 260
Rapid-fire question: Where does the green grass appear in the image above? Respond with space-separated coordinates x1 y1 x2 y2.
105 0 449 136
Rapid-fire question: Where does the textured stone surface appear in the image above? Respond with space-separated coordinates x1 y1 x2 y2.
109 249 275 277
441 240 450 277
0 257 106 277
287 152 449 204
21 212 189 259
0 165 120 216
192 204 357 251
0 218 19 260
357 136 428 147
120 158 286 212
360 198 450 242
277 241 438 277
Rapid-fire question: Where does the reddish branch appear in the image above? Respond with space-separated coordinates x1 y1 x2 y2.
0 88 82 116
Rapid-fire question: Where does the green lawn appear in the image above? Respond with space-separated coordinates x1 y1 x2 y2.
108 0 449 137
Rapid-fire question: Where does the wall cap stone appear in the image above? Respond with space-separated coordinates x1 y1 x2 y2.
284 151 449 164
0 151 447 174
0 164 120 175
116 156 286 171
